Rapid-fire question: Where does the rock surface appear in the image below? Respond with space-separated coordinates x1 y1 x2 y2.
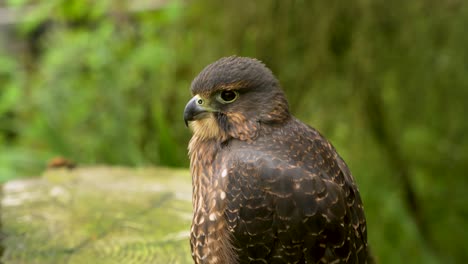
1 166 193 264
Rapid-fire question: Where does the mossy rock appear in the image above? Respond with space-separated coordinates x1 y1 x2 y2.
1 166 193 264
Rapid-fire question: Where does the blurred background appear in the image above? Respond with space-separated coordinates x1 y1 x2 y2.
0 0 467 263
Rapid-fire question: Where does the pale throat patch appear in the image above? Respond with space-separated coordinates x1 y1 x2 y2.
189 115 225 140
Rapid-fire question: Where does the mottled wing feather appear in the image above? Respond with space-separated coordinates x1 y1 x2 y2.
222 122 368 263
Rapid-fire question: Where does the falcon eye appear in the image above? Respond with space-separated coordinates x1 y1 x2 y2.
218 90 238 104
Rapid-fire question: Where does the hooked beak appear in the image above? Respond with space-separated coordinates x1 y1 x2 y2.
184 95 211 127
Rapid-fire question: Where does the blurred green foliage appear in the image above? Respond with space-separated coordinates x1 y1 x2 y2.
0 0 467 263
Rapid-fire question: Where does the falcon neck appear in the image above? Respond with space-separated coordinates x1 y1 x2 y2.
188 137 221 168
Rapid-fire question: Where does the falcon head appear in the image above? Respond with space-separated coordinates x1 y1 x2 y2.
184 56 290 141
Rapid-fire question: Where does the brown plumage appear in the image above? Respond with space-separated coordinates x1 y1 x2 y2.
184 56 371 263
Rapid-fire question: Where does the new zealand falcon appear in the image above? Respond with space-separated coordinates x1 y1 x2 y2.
184 56 371 263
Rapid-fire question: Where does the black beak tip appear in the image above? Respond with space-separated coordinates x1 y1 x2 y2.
184 96 197 128
184 110 191 127
184 96 207 128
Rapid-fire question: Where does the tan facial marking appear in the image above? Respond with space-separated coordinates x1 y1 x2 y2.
189 115 224 140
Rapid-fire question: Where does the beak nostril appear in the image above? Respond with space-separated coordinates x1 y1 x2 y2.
184 95 209 127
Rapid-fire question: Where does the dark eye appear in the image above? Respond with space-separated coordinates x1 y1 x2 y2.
218 90 238 103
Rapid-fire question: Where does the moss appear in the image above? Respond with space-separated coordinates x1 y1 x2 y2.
1 166 193 263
